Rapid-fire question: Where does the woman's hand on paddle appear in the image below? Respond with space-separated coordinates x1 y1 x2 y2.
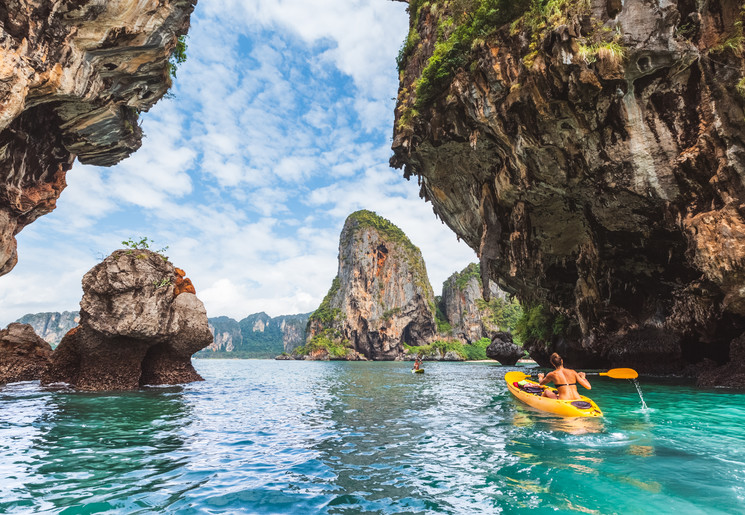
578 372 586 379
537 373 544 382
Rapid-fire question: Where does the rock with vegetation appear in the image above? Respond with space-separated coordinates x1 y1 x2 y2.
0 323 53 384
391 0 745 384
486 332 523 366
0 0 196 277
302 210 436 360
42 249 211 390
14 311 80 347
438 263 520 343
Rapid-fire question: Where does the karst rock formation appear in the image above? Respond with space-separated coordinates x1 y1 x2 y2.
439 263 509 343
42 250 212 390
391 0 745 384
0 0 196 276
305 210 436 360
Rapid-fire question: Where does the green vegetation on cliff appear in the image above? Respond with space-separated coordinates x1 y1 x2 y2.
513 304 568 346
344 210 420 259
434 297 453 333
410 0 531 107
308 276 342 325
451 262 481 290
400 0 610 112
169 35 188 78
476 297 523 333
295 330 350 358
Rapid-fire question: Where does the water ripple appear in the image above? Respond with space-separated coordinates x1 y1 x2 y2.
1 361 744 513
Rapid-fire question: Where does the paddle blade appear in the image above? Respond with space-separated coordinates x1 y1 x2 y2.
599 368 638 379
505 371 531 382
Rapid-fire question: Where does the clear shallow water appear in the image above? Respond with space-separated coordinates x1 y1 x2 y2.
1 360 744 514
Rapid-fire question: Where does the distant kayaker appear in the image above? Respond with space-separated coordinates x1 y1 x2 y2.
537 353 591 400
413 356 422 371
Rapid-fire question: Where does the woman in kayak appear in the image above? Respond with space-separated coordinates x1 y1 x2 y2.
413 355 422 371
537 353 591 400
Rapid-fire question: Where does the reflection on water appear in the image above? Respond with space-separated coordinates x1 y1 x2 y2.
1 361 744 514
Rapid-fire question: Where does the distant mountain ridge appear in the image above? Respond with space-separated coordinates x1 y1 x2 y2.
15 311 79 347
15 311 309 357
201 312 310 358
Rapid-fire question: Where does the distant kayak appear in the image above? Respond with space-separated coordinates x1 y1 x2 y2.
504 371 602 417
412 369 424 374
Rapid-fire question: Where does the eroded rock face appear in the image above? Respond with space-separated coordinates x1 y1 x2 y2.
391 0 745 382
42 250 212 390
440 263 509 343
306 210 436 360
0 323 53 383
0 0 196 276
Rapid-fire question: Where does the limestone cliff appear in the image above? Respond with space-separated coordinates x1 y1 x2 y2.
0 0 196 276
439 262 512 342
202 312 310 357
391 0 745 382
15 311 80 347
305 210 436 360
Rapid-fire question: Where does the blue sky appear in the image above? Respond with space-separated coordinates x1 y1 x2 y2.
0 0 476 326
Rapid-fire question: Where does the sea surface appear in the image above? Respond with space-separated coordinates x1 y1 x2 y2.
1 360 744 514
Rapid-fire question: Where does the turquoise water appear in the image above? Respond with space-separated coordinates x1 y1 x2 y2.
1 360 744 514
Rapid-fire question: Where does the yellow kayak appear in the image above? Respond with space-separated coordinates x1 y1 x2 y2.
412 368 424 374
505 371 602 417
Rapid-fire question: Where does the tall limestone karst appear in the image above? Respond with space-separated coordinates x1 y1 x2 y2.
0 0 196 276
391 0 745 383
438 263 517 343
305 210 436 360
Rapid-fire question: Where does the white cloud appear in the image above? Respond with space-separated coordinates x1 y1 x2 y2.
0 0 479 329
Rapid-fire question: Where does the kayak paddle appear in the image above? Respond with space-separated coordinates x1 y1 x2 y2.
593 368 638 379
510 368 638 380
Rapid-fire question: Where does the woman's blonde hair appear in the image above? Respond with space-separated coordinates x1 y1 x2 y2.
550 352 563 368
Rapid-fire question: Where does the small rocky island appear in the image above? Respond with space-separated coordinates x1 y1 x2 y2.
1 249 212 390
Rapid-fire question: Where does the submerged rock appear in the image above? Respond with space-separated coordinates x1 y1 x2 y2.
486 332 523 366
42 250 212 390
0 1 197 277
0 323 53 384
391 0 745 382
304 210 436 360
